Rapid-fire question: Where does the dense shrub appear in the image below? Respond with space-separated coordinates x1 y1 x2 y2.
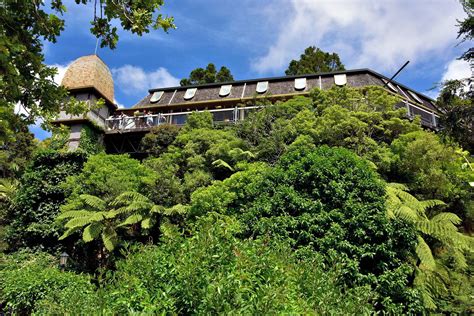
140 124 180 156
0 252 98 314
102 213 375 314
191 145 421 312
6 150 86 251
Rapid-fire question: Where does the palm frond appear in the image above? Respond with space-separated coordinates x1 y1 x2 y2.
58 227 80 240
111 191 151 207
162 204 188 216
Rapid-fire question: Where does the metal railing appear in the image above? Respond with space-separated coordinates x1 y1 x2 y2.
105 106 261 132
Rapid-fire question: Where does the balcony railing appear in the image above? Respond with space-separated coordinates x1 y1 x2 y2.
105 106 261 132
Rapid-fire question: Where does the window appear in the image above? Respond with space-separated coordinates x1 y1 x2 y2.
171 114 188 125
219 84 232 97
184 88 197 100
408 90 423 103
150 91 164 103
382 78 397 92
294 78 306 90
334 74 347 86
256 81 268 93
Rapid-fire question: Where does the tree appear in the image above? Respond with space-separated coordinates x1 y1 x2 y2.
386 183 473 310
436 79 474 153
180 63 234 86
6 150 87 251
191 146 421 313
457 0 473 61
0 0 175 135
285 46 345 75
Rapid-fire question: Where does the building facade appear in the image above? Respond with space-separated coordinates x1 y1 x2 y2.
53 55 440 154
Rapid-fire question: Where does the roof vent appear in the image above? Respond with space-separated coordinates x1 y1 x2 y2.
150 91 164 103
334 74 347 86
184 88 197 100
219 84 232 97
294 78 306 90
256 81 268 93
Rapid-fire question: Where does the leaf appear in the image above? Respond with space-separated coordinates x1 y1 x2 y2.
58 227 79 240
102 227 118 251
83 222 103 242
119 214 143 227
65 217 92 229
56 210 92 220
416 236 436 270
212 159 234 171
80 194 106 211
141 217 154 229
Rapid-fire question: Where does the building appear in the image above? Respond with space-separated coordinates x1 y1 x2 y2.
53 55 440 154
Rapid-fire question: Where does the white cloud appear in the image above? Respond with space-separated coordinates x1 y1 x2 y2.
114 99 126 109
441 59 472 82
252 0 465 74
49 62 71 85
112 65 179 96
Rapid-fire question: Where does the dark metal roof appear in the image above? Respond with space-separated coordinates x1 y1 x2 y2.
148 68 436 102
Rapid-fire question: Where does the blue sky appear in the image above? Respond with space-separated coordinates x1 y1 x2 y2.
33 0 472 139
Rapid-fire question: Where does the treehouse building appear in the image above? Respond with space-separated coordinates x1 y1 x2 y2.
53 55 440 155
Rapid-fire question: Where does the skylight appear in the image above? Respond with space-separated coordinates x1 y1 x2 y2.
294 78 306 90
408 90 423 103
184 88 197 100
334 74 347 86
382 78 397 92
219 84 232 97
256 81 268 93
150 91 164 103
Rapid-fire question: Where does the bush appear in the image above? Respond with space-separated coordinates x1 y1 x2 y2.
6 150 86 251
102 213 375 314
191 145 421 313
0 252 98 314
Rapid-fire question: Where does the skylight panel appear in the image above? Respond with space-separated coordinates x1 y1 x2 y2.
256 81 268 93
397 85 411 100
150 91 164 103
382 78 397 92
219 84 232 97
294 78 306 90
408 90 423 103
184 88 197 100
334 74 347 86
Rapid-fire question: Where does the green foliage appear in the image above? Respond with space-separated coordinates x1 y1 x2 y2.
78 124 105 155
0 252 97 315
101 213 375 314
63 153 149 202
180 63 234 86
457 0 473 61
285 46 345 75
140 124 180 156
6 150 87 251
386 183 474 310
436 79 474 153
191 146 420 312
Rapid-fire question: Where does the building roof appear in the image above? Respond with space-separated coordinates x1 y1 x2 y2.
61 55 115 106
130 68 439 114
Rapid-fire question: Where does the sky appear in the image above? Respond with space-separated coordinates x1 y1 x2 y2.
33 0 472 139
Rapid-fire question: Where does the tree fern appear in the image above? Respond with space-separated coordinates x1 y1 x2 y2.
385 182 474 309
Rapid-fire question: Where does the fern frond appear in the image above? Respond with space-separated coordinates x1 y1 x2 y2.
65 217 92 229
430 212 461 225
56 210 92 220
163 204 188 216
141 217 154 229
416 236 436 270
79 194 106 211
387 182 409 191
58 227 80 240
394 205 419 222
83 222 103 242
89 212 106 222
102 226 118 251
150 205 164 214
118 214 143 227
111 191 151 206
212 159 234 171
